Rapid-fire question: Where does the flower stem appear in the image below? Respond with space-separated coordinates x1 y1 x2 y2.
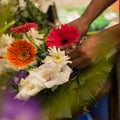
24 33 46 52
35 56 43 61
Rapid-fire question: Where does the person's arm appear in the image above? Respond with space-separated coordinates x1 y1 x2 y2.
81 0 117 26
69 0 117 36
68 23 120 70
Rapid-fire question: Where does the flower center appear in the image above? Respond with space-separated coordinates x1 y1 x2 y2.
61 39 68 45
53 55 61 63
19 50 30 60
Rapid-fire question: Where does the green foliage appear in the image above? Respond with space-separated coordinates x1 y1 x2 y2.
0 0 17 29
78 57 113 85
0 21 15 35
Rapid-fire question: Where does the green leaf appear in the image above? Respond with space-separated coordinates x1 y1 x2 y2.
0 21 15 35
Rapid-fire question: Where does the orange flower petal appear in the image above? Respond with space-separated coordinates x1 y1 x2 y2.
6 39 37 68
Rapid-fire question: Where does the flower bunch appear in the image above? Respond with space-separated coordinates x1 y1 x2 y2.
1 22 80 100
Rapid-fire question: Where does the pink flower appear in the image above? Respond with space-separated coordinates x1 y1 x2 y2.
10 22 38 34
46 24 80 48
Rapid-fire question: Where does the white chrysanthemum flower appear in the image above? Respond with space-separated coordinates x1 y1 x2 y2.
0 34 14 48
0 49 6 58
16 64 72 100
19 0 26 10
24 28 44 46
0 58 17 74
43 47 71 71
0 0 9 5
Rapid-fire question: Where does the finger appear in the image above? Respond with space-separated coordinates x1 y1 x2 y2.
65 43 77 54
70 55 86 68
77 60 91 70
65 47 74 55
68 48 82 60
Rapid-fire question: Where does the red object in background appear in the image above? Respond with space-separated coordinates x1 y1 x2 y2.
10 22 38 34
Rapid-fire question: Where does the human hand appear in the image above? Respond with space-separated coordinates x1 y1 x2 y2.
67 35 99 70
67 25 119 70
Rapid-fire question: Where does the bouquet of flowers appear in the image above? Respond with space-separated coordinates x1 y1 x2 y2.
7 22 80 100
0 22 115 120
0 0 116 120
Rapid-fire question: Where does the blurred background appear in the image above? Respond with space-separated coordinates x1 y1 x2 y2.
37 0 119 33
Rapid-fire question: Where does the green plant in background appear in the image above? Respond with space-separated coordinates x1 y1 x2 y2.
0 0 17 34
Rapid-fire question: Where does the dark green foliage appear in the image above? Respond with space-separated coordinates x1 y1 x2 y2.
13 0 51 31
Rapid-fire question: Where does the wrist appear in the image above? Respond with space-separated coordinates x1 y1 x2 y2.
79 15 91 27
77 17 90 36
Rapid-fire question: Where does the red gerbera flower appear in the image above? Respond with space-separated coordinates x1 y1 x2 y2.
46 24 80 48
10 22 38 34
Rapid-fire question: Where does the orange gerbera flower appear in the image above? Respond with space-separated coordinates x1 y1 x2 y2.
6 39 37 68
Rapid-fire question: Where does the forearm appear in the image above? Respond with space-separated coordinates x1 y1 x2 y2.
97 23 120 49
80 0 117 27
69 0 117 36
